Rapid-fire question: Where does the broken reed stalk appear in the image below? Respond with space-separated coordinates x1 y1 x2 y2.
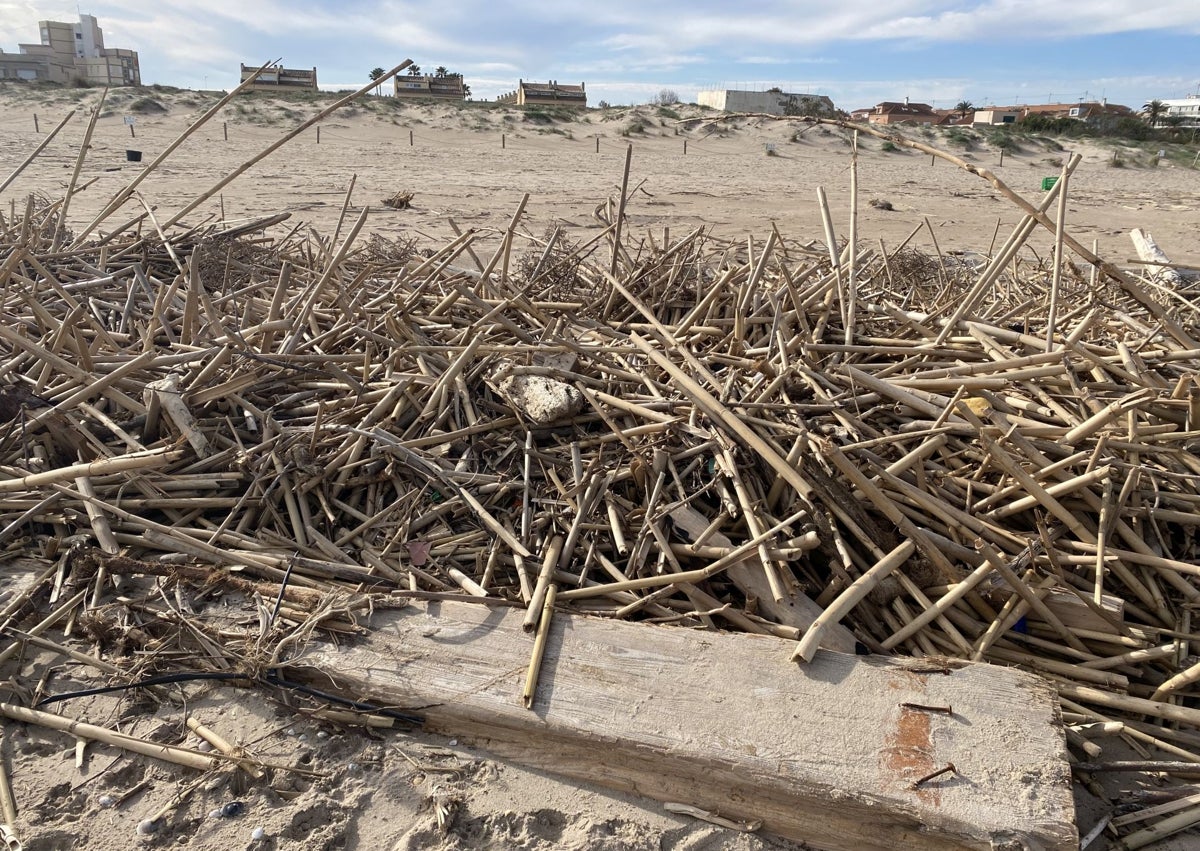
931 160 1078 346
186 716 266 780
0 590 87 668
845 130 859 347
524 535 563 630
793 539 914 662
879 545 996 651
1120 806 1200 851
52 88 106 252
522 583 557 708
557 507 812 601
0 732 16 829
0 703 219 771
1044 161 1070 350
0 447 183 493
1111 790 1200 828
0 109 76 195
609 144 633 278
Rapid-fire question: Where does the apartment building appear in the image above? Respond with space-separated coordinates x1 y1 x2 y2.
0 14 140 86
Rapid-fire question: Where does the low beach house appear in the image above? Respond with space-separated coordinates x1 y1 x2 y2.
393 73 467 101
239 64 318 91
851 99 939 125
496 80 587 108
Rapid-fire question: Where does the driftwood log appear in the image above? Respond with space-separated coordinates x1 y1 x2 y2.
300 601 1076 851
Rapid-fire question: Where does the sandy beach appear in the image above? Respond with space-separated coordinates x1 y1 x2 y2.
2 82 1200 851
2 84 1198 270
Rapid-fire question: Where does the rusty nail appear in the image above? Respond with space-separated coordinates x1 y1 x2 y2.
900 702 954 715
912 763 957 789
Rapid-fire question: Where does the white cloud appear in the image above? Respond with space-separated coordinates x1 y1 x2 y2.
736 56 838 66
858 0 1200 40
562 53 708 75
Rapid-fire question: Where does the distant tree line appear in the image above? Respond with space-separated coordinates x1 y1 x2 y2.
1016 109 1186 142
951 98 1190 142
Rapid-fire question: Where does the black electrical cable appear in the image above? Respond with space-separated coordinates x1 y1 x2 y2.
35 671 251 706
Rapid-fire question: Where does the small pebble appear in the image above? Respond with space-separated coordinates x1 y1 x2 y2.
346 762 359 773
209 809 222 819
285 728 297 737
297 734 308 742
196 740 213 752
251 827 267 841
98 794 115 808
136 819 158 835
448 739 458 746
316 731 329 740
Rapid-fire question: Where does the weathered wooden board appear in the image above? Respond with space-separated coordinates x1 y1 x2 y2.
298 601 1076 851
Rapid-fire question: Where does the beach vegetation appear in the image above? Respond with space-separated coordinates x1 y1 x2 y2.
944 127 974 148
987 130 1020 152
1141 99 1167 128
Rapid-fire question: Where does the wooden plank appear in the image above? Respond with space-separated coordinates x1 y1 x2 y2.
298 601 1076 851
1044 587 1125 633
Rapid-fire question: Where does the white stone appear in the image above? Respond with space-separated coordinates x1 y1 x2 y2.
493 370 584 424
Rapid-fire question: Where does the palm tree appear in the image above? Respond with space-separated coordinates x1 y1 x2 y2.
408 64 422 76
368 67 385 96
955 100 974 121
435 66 448 78
1142 99 1168 127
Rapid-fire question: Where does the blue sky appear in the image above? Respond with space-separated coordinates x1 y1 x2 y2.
2 1 1198 110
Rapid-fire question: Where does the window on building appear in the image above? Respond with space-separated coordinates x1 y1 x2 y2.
76 33 82 39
